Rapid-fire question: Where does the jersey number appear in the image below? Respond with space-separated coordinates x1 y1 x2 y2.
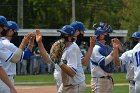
135 51 140 67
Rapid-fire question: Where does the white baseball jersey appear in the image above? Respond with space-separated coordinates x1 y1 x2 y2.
0 37 23 75
61 42 85 85
53 42 84 79
90 42 113 77
130 42 140 81
119 50 134 80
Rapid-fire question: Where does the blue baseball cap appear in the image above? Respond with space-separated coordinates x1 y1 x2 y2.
57 25 75 36
70 21 87 31
131 31 140 39
0 16 8 28
7 21 19 31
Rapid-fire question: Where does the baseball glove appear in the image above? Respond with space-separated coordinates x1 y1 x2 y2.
50 39 65 64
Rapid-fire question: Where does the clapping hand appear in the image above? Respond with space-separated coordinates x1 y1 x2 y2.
89 35 96 48
111 38 120 49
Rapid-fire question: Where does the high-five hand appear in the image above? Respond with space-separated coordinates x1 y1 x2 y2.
111 38 120 49
90 35 96 48
36 29 42 43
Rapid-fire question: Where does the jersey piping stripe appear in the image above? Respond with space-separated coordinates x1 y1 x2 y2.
20 52 24 62
71 67 77 72
98 57 105 65
5 52 13 62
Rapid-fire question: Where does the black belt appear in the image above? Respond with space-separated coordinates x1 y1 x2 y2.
129 80 135 85
93 76 111 79
100 76 112 79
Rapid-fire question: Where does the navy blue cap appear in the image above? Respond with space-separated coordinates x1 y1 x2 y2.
7 21 19 31
132 31 140 39
0 16 8 28
57 25 75 36
70 21 87 31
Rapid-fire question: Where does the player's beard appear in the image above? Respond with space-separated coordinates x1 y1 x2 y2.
76 33 84 46
10 32 19 46
0 29 8 36
132 40 138 48
60 33 74 43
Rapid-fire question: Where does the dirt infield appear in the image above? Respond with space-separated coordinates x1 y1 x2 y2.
16 86 57 93
16 83 128 93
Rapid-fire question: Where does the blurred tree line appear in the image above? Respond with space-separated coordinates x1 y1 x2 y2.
0 0 140 37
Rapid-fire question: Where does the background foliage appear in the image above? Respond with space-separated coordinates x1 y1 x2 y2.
0 0 140 37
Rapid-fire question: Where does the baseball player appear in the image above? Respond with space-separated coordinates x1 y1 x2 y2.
0 16 17 93
35 30 61 92
119 50 134 93
114 31 140 93
35 29 61 92
70 21 96 66
0 21 34 93
90 22 120 93
56 25 86 93
131 31 140 93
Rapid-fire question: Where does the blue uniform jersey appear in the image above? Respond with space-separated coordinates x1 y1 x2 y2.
90 42 114 73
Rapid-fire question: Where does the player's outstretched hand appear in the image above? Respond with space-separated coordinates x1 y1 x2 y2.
90 35 96 48
35 29 42 43
111 38 120 49
29 32 36 43
20 32 34 48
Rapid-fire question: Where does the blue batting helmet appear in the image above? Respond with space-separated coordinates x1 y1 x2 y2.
98 22 113 33
57 25 75 36
7 21 19 31
131 31 140 39
0 16 8 28
94 22 113 37
70 21 87 31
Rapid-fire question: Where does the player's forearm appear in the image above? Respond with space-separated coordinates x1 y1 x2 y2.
105 51 113 65
113 48 120 66
82 46 93 65
0 67 15 89
10 40 27 63
37 41 51 64
19 41 27 51
59 64 76 77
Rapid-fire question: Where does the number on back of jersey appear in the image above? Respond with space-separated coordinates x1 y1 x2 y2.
135 51 140 67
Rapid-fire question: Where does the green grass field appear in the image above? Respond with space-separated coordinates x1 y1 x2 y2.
85 86 129 93
15 73 129 93
15 73 128 84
